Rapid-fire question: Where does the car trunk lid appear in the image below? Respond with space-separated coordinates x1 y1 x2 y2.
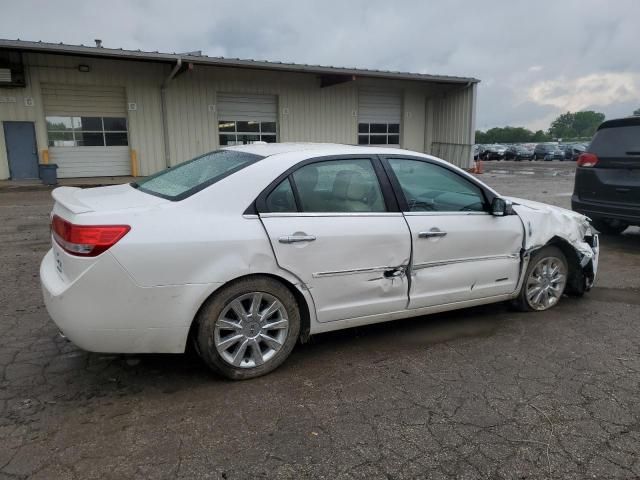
49 184 168 284
52 184 168 214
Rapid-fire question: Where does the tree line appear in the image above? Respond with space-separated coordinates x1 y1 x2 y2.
476 110 609 144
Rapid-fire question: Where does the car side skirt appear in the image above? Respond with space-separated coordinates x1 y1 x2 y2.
309 293 515 335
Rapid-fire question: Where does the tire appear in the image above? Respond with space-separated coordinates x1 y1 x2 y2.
512 246 568 312
196 276 301 380
591 218 628 235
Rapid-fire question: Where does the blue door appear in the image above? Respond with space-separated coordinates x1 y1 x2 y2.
4 122 39 179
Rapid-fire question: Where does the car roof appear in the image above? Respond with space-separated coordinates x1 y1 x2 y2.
598 116 640 131
222 142 430 158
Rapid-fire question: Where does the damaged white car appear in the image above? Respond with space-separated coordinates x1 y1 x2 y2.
40 144 599 379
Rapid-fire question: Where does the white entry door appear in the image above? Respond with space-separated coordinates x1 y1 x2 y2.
259 157 412 323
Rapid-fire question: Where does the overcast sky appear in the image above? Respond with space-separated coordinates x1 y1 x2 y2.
2 0 639 131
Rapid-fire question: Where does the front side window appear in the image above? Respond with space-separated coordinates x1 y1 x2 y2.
358 123 400 146
133 150 262 200
46 116 128 147
388 159 486 212
292 159 386 213
219 120 277 146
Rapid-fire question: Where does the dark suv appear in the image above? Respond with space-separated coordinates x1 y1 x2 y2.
533 143 557 160
572 116 640 234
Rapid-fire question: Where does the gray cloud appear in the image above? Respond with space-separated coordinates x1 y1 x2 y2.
2 0 639 130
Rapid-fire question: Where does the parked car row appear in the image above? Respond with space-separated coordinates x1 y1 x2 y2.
475 142 588 162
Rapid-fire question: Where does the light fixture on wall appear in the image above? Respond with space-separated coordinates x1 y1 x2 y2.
78 64 91 73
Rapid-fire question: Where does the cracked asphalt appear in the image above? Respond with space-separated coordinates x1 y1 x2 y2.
1 161 639 479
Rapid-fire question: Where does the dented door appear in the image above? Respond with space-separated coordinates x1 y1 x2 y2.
381 156 525 310
260 213 411 322
404 212 523 308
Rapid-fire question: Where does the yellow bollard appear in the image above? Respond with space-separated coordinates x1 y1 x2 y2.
130 149 139 177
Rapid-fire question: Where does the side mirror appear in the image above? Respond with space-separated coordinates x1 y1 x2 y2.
491 197 514 216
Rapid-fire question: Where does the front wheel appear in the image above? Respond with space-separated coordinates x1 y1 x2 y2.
513 246 568 312
196 276 301 380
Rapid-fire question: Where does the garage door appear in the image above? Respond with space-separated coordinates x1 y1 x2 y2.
43 84 130 178
217 93 278 146
358 88 402 147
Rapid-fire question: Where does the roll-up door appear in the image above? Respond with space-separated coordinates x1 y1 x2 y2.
358 88 402 147
217 93 278 146
43 84 130 178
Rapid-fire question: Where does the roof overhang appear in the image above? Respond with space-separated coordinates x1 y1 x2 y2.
0 39 480 85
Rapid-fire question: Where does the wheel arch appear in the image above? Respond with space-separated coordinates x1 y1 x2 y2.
535 236 587 296
186 272 314 354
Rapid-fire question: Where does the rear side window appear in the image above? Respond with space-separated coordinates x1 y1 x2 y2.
590 125 640 157
133 150 262 200
265 178 297 212
292 159 386 213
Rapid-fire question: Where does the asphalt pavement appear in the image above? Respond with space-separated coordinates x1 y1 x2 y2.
1 160 639 479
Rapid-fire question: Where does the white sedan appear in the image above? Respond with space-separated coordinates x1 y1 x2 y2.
40 143 599 379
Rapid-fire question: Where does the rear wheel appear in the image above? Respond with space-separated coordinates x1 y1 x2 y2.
513 246 568 312
196 276 301 380
591 218 628 235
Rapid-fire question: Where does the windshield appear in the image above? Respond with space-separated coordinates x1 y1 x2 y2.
133 150 263 200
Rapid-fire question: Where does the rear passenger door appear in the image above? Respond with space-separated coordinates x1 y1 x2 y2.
257 156 412 323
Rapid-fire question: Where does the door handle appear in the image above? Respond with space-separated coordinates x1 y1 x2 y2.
419 230 447 238
278 235 316 244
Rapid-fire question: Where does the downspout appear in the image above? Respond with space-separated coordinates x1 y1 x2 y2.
160 57 182 169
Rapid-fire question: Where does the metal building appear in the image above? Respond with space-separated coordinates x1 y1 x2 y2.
0 39 479 180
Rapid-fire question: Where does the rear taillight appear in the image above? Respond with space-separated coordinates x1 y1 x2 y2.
51 215 130 257
577 153 599 168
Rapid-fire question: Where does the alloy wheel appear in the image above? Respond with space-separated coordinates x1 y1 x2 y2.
525 256 567 310
214 292 289 368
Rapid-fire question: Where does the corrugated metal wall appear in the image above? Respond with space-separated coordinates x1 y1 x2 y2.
0 53 167 179
0 51 477 179
429 83 476 168
163 67 359 166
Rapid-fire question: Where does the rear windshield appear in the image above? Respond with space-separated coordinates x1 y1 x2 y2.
590 125 640 157
132 150 263 200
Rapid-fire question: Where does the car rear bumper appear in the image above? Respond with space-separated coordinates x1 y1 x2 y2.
572 195 640 225
40 249 218 353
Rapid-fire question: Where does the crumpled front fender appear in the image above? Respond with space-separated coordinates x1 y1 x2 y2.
505 196 599 290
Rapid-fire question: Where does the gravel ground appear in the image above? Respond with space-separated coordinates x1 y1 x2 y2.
1 161 639 479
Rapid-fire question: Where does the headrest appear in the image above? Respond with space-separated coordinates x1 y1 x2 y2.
295 165 318 191
332 170 368 201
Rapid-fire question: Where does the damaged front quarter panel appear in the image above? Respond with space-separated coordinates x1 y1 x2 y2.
505 196 599 292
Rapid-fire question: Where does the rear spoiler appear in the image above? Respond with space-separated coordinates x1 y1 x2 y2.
51 187 93 214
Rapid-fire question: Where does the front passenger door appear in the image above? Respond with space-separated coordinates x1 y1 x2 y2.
384 157 524 309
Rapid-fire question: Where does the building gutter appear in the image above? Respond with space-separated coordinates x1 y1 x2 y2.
160 57 183 169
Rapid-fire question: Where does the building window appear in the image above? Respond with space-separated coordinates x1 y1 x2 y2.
357 123 400 146
218 120 277 146
46 116 128 147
